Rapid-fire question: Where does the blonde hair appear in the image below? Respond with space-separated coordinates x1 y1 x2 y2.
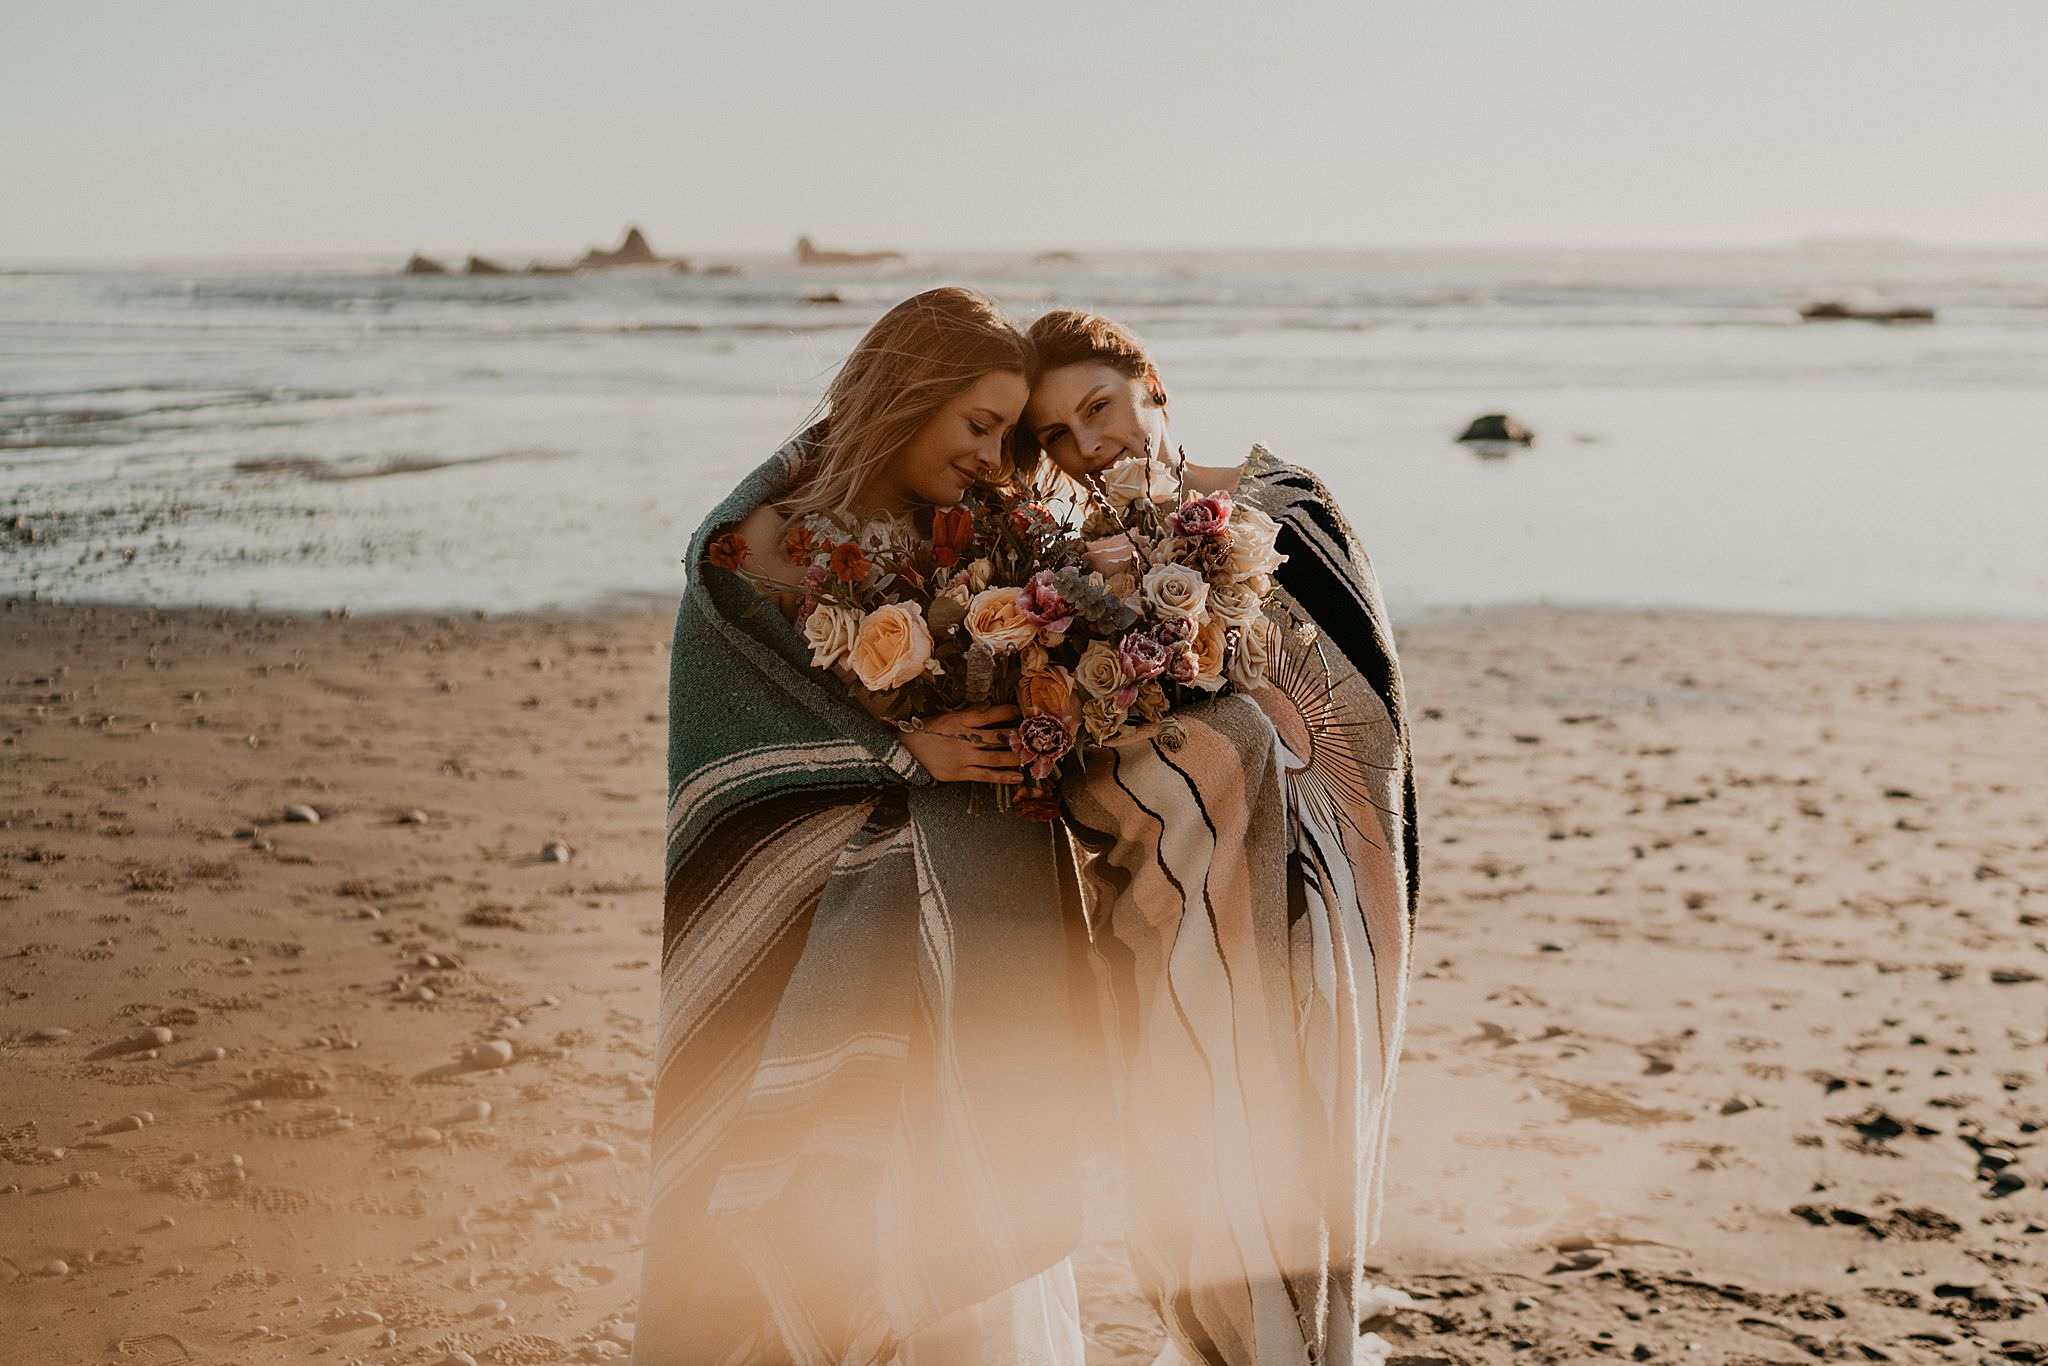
780 287 1030 519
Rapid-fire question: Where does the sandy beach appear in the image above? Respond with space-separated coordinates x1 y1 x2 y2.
4 600 2046 1364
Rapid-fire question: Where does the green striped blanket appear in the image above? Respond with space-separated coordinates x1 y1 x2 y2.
633 432 1097 1364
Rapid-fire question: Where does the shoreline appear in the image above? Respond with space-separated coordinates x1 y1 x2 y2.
16 592 2048 635
5 602 2046 1361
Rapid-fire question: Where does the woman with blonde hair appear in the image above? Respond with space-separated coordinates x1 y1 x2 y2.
635 287 1095 1365
1017 309 1420 1366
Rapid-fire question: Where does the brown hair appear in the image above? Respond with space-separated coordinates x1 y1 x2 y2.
1011 309 1167 483
781 286 1030 519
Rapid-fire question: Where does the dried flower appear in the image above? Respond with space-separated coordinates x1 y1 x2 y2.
1010 711 1075 780
1017 570 1077 637
829 541 873 583
1118 631 1170 682
1168 491 1232 540
782 524 823 562
707 531 748 571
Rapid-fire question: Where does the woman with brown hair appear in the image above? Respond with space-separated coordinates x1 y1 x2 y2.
1017 310 1420 1366
636 288 1093 1365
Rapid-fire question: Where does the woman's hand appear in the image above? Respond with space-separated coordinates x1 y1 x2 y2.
897 704 1023 784
1082 534 1142 580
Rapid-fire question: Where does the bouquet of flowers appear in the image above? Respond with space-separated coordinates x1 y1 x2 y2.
702 453 1289 818
705 494 1091 813
1053 455 1289 752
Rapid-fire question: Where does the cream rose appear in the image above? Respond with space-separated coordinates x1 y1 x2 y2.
1097 457 1180 510
1207 580 1264 630
1082 696 1130 745
1227 614 1277 691
1223 505 1285 583
850 602 934 691
802 603 861 670
1073 639 1130 699
1190 615 1228 692
965 558 995 591
1140 562 1210 622
963 587 1038 655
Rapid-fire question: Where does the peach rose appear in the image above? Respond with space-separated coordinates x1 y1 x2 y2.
1190 615 1227 692
964 587 1038 655
802 603 862 670
1223 506 1285 583
850 602 934 692
1019 666 1074 719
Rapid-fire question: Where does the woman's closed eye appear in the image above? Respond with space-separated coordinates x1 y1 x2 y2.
968 419 990 438
1039 425 1069 448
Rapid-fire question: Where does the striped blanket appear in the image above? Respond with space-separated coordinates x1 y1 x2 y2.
634 433 1098 1365
1062 448 1418 1366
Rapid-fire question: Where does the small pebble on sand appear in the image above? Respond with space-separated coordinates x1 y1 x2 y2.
136 1026 175 1048
400 810 429 825
29 1027 72 1042
38 1260 70 1277
465 1039 514 1069
541 840 572 863
451 1100 492 1124
284 805 321 823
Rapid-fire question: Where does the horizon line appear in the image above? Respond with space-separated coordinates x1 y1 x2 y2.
7 234 2048 270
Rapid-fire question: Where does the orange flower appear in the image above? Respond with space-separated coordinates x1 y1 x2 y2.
828 541 872 583
707 531 748 571
1018 666 1074 720
930 506 974 568
782 524 822 561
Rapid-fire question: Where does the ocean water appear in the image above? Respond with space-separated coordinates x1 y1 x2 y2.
3 245 2046 619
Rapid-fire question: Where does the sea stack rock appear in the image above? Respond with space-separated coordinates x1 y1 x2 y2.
1457 414 1535 445
403 252 449 275
465 256 511 276
578 226 663 269
795 234 904 267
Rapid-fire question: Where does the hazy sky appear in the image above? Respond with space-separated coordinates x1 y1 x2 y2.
4 1 2045 259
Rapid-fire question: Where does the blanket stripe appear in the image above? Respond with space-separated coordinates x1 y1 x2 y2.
634 434 1089 1365
1062 447 1417 1366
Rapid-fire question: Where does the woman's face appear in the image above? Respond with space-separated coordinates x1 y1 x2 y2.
871 369 1027 510
1023 362 1167 483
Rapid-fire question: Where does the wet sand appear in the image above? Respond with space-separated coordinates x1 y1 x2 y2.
3 602 2046 1363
